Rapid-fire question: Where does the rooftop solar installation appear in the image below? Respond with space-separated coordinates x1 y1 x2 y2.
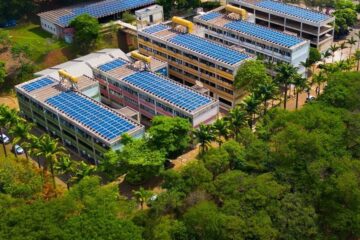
225 20 303 47
46 91 136 141
98 59 127 72
123 71 212 111
168 34 249 65
22 77 55 92
256 0 330 22
199 12 221 21
57 0 155 27
143 24 170 34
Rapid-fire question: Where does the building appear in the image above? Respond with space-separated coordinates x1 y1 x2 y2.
15 74 144 164
136 5 164 29
229 0 335 51
137 18 252 109
94 53 219 127
38 0 155 41
194 6 310 76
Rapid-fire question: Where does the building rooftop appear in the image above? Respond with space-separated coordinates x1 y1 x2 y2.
140 24 251 66
38 0 155 27
22 77 55 92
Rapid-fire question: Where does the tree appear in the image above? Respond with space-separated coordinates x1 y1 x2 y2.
308 47 322 71
132 187 152 209
0 0 34 23
321 49 332 64
8 121 33 160
212 118 230 147
241 93 261 129
293 74 308 109
274 63 298 109
70 14 100 53
355 30 360 49
70 161 96 185
226 106 248 141
339 42 347 60
301 59 312 78
334 8 357 37
33 134 67 191
202 148 230 179
347 36 357 56
0 105 20 157
253 79 279 115
330 44 339 63
193 124 215 154
54 155 74 189
0 61 5 84
147 116 192 158
353 50 360 71
311 71 326 96
234 60 270 91
122 11 136 23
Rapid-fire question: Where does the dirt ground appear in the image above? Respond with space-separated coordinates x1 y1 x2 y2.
0 95 18 109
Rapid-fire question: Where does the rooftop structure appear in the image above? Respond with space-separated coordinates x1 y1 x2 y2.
136 4 164 29
229 0 335 51
137 20 252 109
194 7 310 75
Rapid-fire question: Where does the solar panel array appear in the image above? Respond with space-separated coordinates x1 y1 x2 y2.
256 0 329 22
123 71 212 112
143 24 170 34
199 12 221 21
169 34 249 65
225 20 303 47
46 91 136 141
98 59 127 72
57 0 155 27
22 77 55 92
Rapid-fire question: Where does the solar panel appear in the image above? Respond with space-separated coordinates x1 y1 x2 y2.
22 78 55 92
123 71 212 111
224 20 303 48
57 0 156 27
256 0 329 22
143 24 170 34
98 59 127 72
199 12 221 21
168 34 249 65
46 91 136 141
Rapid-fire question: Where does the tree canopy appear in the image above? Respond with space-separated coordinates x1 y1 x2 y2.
70 14 100 53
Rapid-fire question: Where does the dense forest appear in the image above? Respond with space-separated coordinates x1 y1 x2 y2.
1 70 360 239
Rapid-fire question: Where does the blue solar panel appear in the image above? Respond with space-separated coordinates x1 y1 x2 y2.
225 20 303 47
169 34 249 65
123 71 212 111
57 0 155 27
98 59 127 72
256 0 330 22
46 91 136 140
199 12 221 21
22 78 55 92
143 24 169 34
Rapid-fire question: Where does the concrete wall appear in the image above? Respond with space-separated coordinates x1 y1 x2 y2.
40 18 61 37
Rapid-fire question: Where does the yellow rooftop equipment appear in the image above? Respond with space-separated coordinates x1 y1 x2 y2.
131 51 151 64
58 70 78 83
225 5 248 20
172 16 194 33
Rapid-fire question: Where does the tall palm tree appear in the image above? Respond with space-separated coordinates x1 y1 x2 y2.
311 71 326 96
0 105 20 157
225 106 248 141
8 121 34 159
300 59 312 78
355 30 360 49
354 50 360 71
212 118 230 147
274 63 298 110
339 42 347 60
293 74 309 109
193 124 215 154
132 187 152 210
321 49 332 64
329 44 339 63
33 134 67 191
347 37 357 56
241 94 261 129
254 80 279 115
54 155 74 189
70 161 95 185
26 135 41 168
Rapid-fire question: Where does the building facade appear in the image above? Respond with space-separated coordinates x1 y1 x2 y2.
229 0 335 51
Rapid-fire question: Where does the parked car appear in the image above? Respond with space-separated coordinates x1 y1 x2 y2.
13 144 24 155
305 95 316 103
0 134 10 144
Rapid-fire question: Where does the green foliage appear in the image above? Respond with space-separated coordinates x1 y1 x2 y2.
234 59 270 91
335 0 355 9
308 47 322 65
334 8 357 36
122 11 136 24
0 61 5 84
0 0 34 23
70 14 100 53
148 116 192 158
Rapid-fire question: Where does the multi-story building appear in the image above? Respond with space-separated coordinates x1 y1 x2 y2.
94 55 219 127
137 18 252 109
194 6 310 75
15 75 144 164
229 0 335 51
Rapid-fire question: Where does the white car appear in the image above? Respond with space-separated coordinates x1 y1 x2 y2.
0 134 10 144
13 144 24 155
305 95 316 103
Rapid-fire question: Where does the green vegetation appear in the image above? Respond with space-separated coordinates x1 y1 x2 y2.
0 62 5 84
122 11 136 24
0 0 33 23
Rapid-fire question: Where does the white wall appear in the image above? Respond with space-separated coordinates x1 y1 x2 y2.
40 18 60 37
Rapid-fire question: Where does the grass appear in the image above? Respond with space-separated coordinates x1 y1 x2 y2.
7 23 68 64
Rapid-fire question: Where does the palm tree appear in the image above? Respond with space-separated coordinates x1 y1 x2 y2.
54 155 74 189
254 80 279 115
339 42 347 60
8 121 34 159
132 187 152 210
311 71 326 96
33 134 67 191
0 105 20 157
212 118 230 147
274 63 298 110
347 37 357 56
354 50 360 71
225 106 248 141
355 30 360 49
300 59 312 78
321 49 332 64
241 94 261 129
293 74 308 109
193 124 215 154
329 44 339 63
70 161 95 185
26 135 41 168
